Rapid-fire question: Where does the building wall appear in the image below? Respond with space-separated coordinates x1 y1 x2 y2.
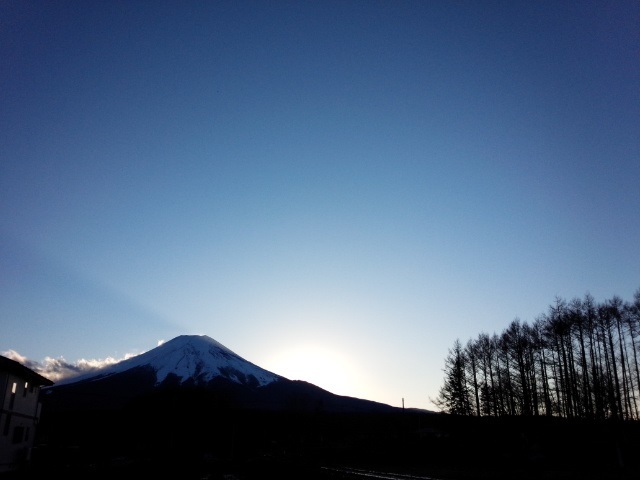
0 371 44 473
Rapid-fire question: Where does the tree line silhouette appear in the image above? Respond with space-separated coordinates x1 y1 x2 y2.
435 289 640 421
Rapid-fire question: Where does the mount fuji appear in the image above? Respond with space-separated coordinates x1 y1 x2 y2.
53 335 283 389
35 336 421 477
42 334 395 414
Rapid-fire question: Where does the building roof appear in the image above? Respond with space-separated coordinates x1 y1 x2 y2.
0 355 54 387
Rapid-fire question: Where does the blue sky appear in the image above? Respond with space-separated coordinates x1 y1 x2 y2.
1 1 639 410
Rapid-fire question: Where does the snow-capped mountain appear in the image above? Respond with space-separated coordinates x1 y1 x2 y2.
54 334 282 388
42 334 396 414
37 336 408 476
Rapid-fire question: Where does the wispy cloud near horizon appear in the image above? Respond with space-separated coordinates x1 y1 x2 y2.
2 349 141 383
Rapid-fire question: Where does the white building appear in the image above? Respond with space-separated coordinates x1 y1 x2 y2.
0 355 53 473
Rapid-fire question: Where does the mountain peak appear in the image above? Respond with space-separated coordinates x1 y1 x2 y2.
160 334 237 355
44 334 398 415
56 334 282 388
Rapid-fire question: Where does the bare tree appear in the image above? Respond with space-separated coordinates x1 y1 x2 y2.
465 339 482 416
436 289 640 420
435 339 472 415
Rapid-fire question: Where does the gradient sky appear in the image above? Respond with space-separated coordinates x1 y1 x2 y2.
1 1 639 410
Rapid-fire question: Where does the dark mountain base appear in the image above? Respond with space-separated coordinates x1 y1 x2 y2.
14 389 640 480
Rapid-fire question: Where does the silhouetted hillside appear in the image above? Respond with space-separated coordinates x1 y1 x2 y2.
23 399 640 480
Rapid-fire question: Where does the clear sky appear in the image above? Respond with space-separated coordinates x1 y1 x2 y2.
1 1 639 410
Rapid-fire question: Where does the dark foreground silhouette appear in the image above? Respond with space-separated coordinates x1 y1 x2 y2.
5 388 640 479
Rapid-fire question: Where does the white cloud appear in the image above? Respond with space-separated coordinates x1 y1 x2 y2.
1 349 142 383
2 349 30 365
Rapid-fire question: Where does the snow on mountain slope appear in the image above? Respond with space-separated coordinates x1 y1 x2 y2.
55 335 283 388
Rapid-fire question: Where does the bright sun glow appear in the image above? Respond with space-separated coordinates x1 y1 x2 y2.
265 345 360 397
